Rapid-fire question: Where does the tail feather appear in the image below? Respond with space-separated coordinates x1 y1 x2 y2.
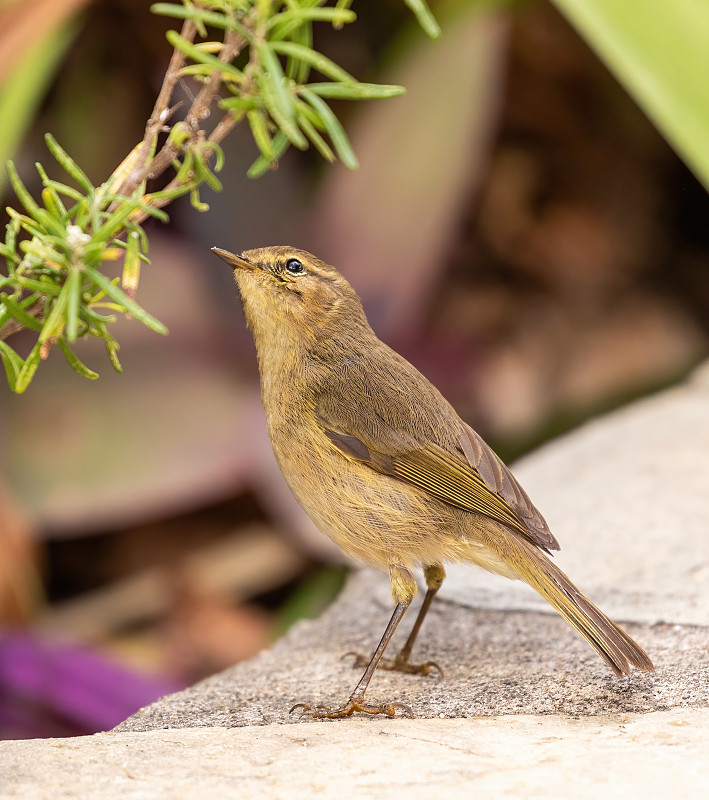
513 539 654 676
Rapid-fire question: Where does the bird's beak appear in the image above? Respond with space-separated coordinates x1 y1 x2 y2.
211 247 258 272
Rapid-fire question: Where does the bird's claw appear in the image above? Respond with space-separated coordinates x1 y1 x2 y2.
341 651 369 669
290 699 413 720
343 651 444 677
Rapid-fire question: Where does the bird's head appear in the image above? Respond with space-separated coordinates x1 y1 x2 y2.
212 245 368 349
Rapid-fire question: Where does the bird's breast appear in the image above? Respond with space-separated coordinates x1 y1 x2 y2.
261 386 458 570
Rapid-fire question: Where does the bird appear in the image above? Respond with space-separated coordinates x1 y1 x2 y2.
212 244 654 719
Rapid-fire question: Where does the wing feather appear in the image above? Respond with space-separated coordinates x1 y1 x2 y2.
318 405 557 551
459 424 559 551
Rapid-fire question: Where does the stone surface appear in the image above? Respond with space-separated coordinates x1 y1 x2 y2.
113 569 708 731
2 709 708 799
3 364 709 798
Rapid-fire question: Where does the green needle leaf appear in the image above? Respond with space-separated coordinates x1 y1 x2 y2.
304 82 405 100
0 294 43 332
14 342 42 394
300 88 358 169
255 40 300 125
166 31 244 82
270 41 355 83
58 338 99 379
66 268 81 341
258 71 307 149
39 280 70 343
267 8 356 30
151 3 251 39
298 116 335 162
95 321 123 372
84 266 168 335
404 0 441 39
0 341 23 391
247 131 290 178
248 109 276 159
6 161 44 223
44 133 93 192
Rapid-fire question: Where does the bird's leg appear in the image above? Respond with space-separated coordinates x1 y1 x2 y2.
291 565 416 719
385 563 445 675
347 563 445 677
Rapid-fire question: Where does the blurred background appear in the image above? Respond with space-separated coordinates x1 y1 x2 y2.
1 0 708 739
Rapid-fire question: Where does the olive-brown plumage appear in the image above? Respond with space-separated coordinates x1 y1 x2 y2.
213 244 653 719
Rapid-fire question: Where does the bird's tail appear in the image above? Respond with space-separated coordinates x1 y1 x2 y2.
510 538 654 676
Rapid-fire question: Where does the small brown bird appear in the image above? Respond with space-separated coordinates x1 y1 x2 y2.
212 245 654 719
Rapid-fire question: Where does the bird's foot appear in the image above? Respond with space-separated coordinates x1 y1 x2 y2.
290 698 413 720
343 651 444 677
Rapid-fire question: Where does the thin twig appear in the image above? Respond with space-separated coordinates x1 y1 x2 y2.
145 28 245 182
128 109 237 226
116 18 198 200
209 111 240 146
126 28 247 226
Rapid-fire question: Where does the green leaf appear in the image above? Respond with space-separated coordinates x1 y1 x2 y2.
81 305 116 326
189 185 210 212
146 182 193 204
95 321 123 372
203 140 225 172
151 3 251 39
6 211 46 243
39 281 70 343
293 98 327 131
0 244 15 263
247 109 276 159
254 40 300 128
284 5 313 83
166 31 244 82
58 337 99 379
404 0 441 39
300 89 358 169
15 277 62 296
43 179 84 202
66 267 81 341
247 132 291 178
44 134 93 193
0 294 43 332
83 266 168 334
0 341 23 390
219 95 260 113
177 64 214 78
298 116 335 162
258 71 308 149
270 41 355 84
552 0 709 189
267 8 356 30
6 161 43 222
14 342 42 394
192 152 223 191
4 216 20 261
304 82 405 100
268 8 356 41
91 194 166 244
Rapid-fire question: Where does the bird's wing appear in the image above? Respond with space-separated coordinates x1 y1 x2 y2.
458 423 559 551
315 395 559 553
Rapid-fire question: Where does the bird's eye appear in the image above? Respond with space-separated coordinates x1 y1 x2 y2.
284 258 305 275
